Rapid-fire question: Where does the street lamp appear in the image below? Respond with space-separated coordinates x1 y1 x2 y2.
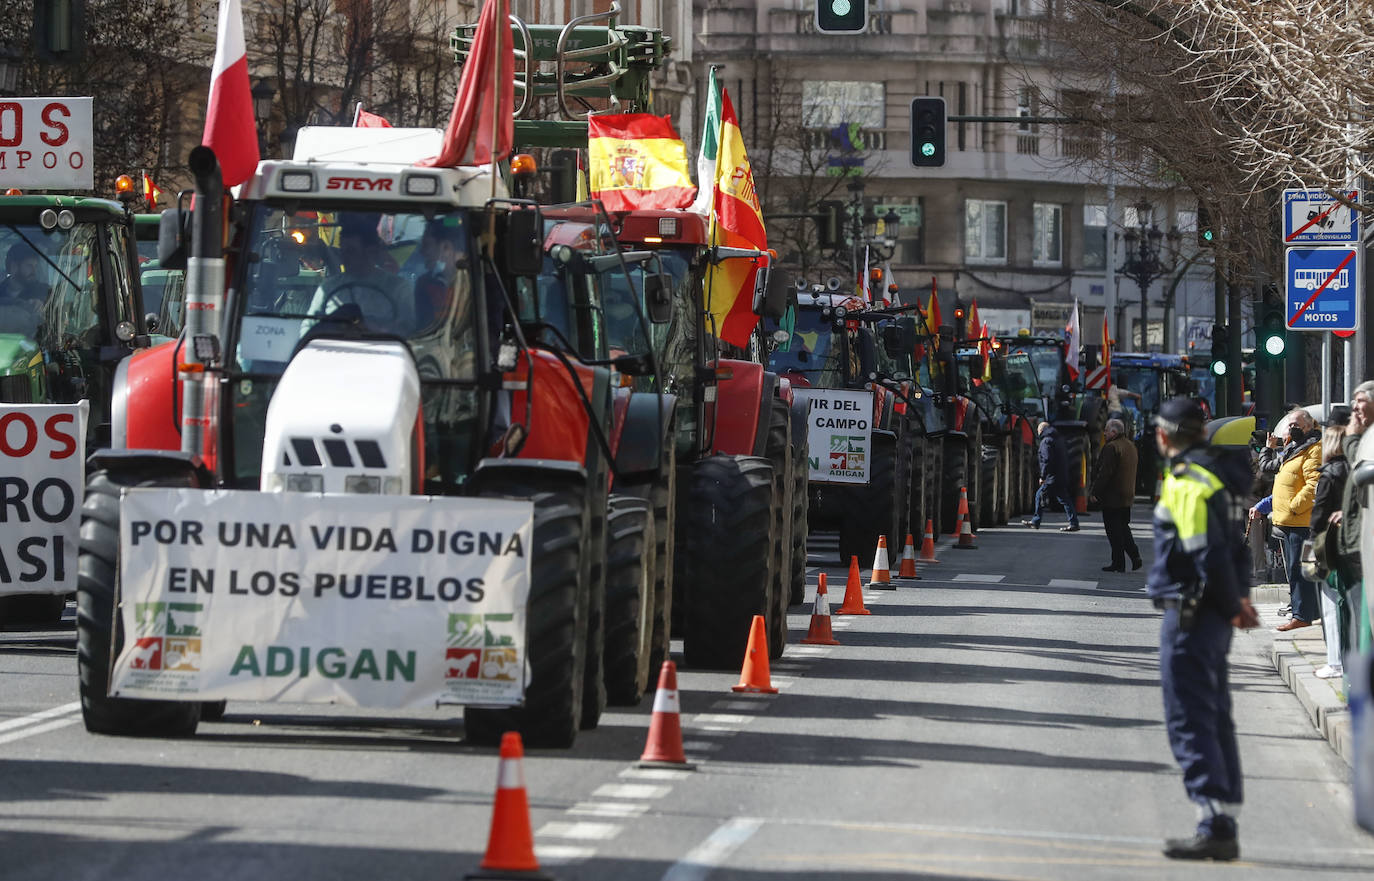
1118 198 1182 351
251 79 276 156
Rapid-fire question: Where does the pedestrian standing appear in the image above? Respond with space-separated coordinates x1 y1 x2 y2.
1148 398 1259 861
1310 416 1350 679
1331 381 1374 656
1269 408 1322 632
1091 417 1141 571
1023 420 1080 532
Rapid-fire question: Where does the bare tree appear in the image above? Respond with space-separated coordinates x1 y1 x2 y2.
0 0 204 193
253 0 464 149
752 63 886 282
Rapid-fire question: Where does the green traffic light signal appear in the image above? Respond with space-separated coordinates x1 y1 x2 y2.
910 97 946 168
816 0 867 33
920 142 935 157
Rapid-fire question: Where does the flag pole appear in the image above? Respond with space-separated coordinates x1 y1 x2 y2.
490 0 502 201
703 73 727 339
352 102 362 126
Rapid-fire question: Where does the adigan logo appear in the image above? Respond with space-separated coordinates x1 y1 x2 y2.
444 613 520 682
131 602 204 671
828 435 866 471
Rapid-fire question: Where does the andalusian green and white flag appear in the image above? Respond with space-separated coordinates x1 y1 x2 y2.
689 67 722 217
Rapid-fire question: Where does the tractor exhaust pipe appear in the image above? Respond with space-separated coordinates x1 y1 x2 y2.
181 145 225 458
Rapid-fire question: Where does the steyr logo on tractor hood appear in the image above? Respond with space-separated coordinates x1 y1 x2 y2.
325 176 394 192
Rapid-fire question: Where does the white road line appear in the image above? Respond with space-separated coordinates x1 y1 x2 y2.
534 844 596 865
536 821 622 841
680 740 722 752
710 700 760 712
787 646 832 657
660 817 764 881
951 574 1006 583
0 702 80 734
619 767 692 781
567 801 649 818
592 783 672 800
691 713 751 726
1049 578 1098 589
0 715 81 746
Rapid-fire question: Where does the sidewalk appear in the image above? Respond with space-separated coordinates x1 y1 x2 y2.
1252 584 1354 765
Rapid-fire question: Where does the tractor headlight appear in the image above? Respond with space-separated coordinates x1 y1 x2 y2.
285 473 325 492
344 475 382 494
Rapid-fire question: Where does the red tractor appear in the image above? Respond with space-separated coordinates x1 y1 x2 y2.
75 131 645 748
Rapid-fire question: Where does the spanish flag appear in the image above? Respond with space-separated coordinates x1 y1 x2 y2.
142 171 164 207
925 283 943 341
588 114 696 212
703 88 767 348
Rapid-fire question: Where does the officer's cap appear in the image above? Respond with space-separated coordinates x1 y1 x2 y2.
1154 397 1205 435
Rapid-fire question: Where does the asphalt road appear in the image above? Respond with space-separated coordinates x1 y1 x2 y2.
3 504 1372 880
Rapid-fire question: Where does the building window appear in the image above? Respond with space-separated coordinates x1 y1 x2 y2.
1033 203 1062 266
965 199 1007 264
1083 204 1107 269
801 81 886 130
1175 208 1198 235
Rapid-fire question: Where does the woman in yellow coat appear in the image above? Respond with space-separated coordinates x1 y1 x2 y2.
1271 409 1322 630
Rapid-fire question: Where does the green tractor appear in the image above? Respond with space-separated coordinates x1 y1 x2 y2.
0 193 157 624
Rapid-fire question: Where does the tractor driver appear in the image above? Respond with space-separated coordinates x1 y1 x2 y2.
308 213 415 335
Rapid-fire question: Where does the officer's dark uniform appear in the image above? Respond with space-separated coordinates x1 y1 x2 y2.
1146 398 1252 860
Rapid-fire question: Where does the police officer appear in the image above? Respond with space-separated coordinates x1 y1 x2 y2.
1148 397 1259 861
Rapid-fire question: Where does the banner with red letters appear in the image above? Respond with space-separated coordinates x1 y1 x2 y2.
0 98 94 191
0 402 88 595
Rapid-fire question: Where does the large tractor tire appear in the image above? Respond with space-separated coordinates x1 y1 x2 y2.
838 434 903 566
1060 428 1089 515
764 399 792 659
579 456 610 732
682 455 776 670
77 470 201 738
1021 442 1037 514
788 428 809 606
465 478 590 748
603 497 655 706
905 430 925 542
923 435 942 539
622 443 675 679
939 437 969 537
978 443 1000 526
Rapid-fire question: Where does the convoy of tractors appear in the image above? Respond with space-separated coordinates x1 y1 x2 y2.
0 6 1122 748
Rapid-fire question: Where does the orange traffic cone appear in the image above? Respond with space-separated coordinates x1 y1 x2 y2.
801 573 841 645
868 535 893 589
952 486 972 538
954 508 978 550
918 518 940 564
639 661 695 769
895 533 920 580
835 556 871 615
467 732 552 880
732 615 779 694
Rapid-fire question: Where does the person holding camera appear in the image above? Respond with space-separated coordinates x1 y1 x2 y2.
1147 398 1259 861
1309 412 1351 679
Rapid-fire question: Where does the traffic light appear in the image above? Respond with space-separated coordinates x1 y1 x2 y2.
910 97 947 168
1197 203 1216 247
816 200 844 250
816 0 868 34
1209 324 1229 376
1258 304 1287 362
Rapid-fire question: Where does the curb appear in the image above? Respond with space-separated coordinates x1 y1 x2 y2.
1258 599 1353 766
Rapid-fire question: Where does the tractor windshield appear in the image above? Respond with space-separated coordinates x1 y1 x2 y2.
1003 350 1044 417
767 306 848 386
601 250 692 363
225 204 486 489
1114 366 1162 416
0 222 105 349
1017 343 1064 391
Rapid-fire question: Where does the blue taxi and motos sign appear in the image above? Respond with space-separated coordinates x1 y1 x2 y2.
1281 189 1361 333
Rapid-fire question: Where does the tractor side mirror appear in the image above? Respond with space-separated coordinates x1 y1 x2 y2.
756 264 789 321
857 330 877 379
644 272 672 324
157 206 189 271
880 316 917 358
503 205 544 278
612 352 654 376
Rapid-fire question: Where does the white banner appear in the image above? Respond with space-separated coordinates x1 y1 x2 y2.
0 402 87 595
795 388 874 484
110 489 534 709
0 99 94 191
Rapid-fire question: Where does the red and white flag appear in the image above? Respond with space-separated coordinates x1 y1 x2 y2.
354 106 393 128
419 0 514 168
202 0 259 187
1064 298 1081 381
